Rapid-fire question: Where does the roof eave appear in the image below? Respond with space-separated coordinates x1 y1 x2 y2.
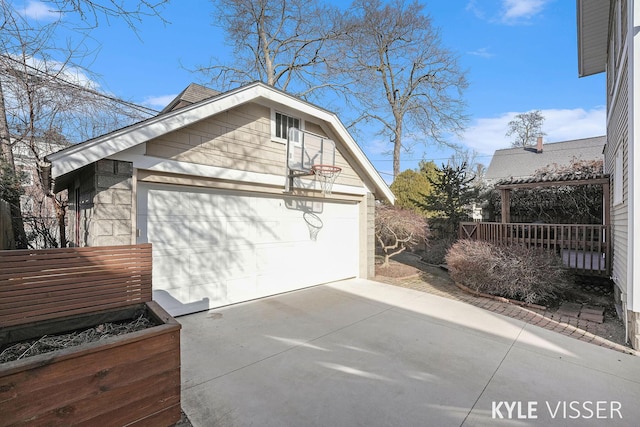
577 0 609 77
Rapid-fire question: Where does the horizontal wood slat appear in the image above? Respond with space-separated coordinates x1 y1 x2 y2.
0 244 153 327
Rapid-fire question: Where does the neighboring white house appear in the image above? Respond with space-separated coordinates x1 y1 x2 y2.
45 82 394 316
577 0 640 348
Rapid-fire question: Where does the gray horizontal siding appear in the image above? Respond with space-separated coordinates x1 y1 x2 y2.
145 102 363 188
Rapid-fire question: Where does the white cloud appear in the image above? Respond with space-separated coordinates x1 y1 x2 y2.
500 0 550 24
468 47 495 58
143 95 177 108
465 0 486 20
21 1 61 21
18 55 98 89
467 0 550 25
458 106 606 156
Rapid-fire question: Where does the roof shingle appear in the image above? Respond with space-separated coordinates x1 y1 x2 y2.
485 136 605 182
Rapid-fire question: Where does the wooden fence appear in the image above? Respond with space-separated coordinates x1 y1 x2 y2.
0 244 152 327
459 222 610 276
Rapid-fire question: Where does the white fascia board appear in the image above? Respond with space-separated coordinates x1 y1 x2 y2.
112 154 367 196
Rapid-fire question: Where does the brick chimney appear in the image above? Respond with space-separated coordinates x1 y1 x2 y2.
536 136 543 153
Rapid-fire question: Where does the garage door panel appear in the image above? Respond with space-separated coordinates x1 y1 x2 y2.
224 249 257 280
187 192 223 215
189 281 229 307
255 223 280 244
147 189 188 215
190 220 225 247
227 219 258 243
153 249 189 283
222 196 257 218
147 220 191 249
226 276 258 302
188 250 225 280
138 183 359 316
255 244 296 273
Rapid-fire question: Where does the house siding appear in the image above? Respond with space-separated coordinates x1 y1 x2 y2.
604 0 640 347
607 57 629 297
145 102 364 189
359 192 376 279
67 160 133 247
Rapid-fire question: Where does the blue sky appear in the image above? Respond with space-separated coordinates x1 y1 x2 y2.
17 0 606 181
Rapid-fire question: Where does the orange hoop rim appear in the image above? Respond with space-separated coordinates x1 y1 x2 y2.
311 164 342 175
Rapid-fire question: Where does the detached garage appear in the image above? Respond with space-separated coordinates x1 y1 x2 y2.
46 82 394 316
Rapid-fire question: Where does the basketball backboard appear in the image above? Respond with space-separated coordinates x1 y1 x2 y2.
287 128 336 173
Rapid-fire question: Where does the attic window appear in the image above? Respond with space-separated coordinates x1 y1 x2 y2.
272 110 301 144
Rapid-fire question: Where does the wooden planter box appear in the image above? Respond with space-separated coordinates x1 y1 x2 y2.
0 244 181 426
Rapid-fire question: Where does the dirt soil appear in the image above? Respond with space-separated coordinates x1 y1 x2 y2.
0 314 156 364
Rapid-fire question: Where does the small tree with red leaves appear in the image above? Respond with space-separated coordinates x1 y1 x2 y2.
375 205 429 268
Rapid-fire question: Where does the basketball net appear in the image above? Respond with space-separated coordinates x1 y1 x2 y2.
311 165 342 195
303 212 323 241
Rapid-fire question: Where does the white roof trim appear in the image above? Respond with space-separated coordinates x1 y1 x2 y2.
47 82 394 203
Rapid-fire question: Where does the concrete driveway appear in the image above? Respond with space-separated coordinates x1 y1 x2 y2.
179 279 640 426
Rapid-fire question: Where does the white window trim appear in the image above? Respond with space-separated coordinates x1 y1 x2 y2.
270 109 304 144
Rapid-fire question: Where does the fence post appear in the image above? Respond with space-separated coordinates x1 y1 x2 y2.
0 199 14 250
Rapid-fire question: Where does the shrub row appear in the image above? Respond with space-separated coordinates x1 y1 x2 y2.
445 239 572 304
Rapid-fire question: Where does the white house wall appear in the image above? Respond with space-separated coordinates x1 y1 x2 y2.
630 0 640 322
607 51 630 302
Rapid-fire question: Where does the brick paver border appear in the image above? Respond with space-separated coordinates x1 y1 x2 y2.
375 260 639 357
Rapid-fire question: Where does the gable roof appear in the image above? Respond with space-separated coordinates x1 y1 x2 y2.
485 136 606 181
577 0 609 77
46 81 394 203
160 83 220 114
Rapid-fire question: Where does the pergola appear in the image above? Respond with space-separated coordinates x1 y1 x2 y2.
494 173 610 225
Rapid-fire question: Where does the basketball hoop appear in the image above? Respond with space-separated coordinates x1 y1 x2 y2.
303 212 323 241
311 164 341 195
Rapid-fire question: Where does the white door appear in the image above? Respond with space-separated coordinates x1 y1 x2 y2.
137 183 359 316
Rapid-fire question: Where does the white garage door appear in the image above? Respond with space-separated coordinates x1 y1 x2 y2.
137 183 359 316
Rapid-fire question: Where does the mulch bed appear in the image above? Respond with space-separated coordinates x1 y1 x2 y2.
375 262 421 278
0 313 156 364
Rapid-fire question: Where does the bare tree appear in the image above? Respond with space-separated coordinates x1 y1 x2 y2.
375 204 429 268
506 110 545 148
339 0 468 178
39 0 169 32
0 0 162 247
200 0 343 98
